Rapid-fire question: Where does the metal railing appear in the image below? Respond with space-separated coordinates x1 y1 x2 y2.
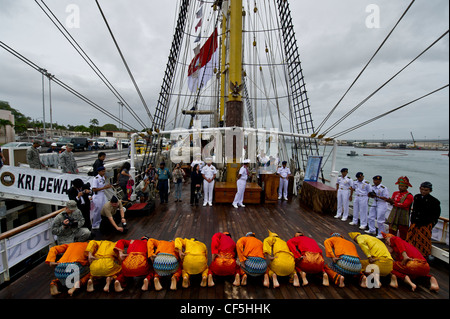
0 209 63 283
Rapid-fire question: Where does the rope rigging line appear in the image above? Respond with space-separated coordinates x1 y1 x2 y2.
313 0 416 136
35 0 147 130
320 29 449 137
95 0 154 124
0 41 137 131
330 84 449 139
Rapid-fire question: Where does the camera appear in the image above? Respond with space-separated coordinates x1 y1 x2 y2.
62 212 78 228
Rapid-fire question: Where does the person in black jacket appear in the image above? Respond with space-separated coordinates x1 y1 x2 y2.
89 152 106 176
406 181 441 259
190 163 203 206
67 178 92 230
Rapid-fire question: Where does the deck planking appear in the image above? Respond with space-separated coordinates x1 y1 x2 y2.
0 183 448 300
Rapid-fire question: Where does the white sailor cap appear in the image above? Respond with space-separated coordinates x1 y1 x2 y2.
243 159 251 164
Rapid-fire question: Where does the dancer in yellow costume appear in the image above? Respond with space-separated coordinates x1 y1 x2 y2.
349 232 394 287
263 230 299 288
175 237 209 288
85 240 122 292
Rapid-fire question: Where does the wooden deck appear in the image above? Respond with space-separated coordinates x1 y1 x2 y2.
0 183 448 301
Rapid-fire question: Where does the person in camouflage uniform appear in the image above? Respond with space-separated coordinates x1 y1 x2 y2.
60 143 78 174
51 200 90 244
27 141 45 169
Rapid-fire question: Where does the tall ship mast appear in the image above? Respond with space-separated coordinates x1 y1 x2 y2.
139 0 323 184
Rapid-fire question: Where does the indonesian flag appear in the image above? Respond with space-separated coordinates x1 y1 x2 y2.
188 28 218 92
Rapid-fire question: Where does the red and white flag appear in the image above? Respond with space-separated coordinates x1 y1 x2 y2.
188 28 218 92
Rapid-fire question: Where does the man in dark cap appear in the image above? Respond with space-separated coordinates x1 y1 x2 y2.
406 182 441 259
100 195 127 234
367 175 390 238
334 168 353 221
349 172 370 230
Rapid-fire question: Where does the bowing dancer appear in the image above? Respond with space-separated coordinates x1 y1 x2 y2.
236 232 269 287
323 233 367 288
276 161 291 200
232 159 250 208
85 240 122 292
175 237 209 288
263 230 299 288
382 232 439 292
348 232 394 288
287 231 329 286
113 236 154 292
90 166 112 230
45 242 90 296
147 239 182 291
208 232 241 287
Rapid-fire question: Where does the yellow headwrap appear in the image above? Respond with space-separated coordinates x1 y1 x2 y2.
348 232 361 240
268 230 279 237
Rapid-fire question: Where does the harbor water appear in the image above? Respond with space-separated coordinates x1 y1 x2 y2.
318 145 449 219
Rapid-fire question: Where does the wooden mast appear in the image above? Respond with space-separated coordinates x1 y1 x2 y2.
224 0 243 183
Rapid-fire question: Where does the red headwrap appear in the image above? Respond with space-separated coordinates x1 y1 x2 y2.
395 176 412 187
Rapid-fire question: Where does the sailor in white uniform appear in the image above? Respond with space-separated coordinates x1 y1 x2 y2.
201 157 217 206
90 166 112 229
276 161 291 200
367 175 390 238
334 168 353 221
349 172 370 230
233 159 250 208
190 153 205 171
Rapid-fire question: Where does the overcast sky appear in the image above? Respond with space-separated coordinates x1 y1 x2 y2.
0 0 448 140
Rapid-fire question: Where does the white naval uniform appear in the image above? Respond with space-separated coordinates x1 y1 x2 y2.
201 164 217 205
367 183 390 237
277 166 291 199
335 175 353 220
351 179 370 228
233 166 248 206
91 174 107 229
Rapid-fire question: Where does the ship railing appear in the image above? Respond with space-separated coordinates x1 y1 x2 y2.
0 209 62 284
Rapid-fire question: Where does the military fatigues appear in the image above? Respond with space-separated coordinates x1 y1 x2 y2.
367 183 390 238
351 179 370 228
59 150 78 174
26 146 43 169
51 209 90 244
335 175 353 220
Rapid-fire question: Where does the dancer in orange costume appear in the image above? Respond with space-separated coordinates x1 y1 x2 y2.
147 238 182 291
45 241 90 296
323 233 367 288
236 232 269 287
